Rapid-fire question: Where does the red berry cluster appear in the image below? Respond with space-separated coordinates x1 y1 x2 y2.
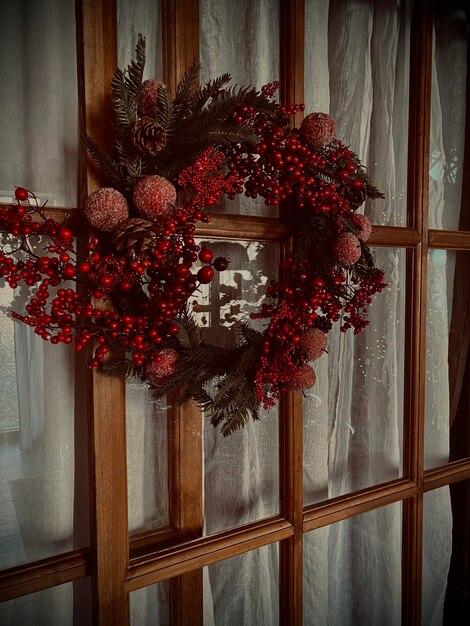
1 86 386 412
0 162 234 369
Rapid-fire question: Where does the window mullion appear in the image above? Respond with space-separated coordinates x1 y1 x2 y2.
77 1 130 624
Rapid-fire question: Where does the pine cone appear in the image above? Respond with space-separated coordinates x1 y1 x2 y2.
132 117 166 156
112 217 158 258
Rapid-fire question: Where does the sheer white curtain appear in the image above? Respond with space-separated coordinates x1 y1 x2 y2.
0 1 81 624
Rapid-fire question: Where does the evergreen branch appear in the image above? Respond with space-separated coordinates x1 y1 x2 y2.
111 68 135 129
127 34 146 102
82 135 126 190
155 83 176 132
175 61 199 104
188 73 232 114
99 359 144 379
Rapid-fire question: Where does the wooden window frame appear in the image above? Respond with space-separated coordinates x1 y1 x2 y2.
2 0 470 624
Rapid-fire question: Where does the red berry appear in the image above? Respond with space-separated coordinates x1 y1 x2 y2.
197 266 215 284
120 280 133 292
213 257 229 271
58 227 73 241
78 262 91 274
198 248 213 263
62 263 76 279
15 187 28 201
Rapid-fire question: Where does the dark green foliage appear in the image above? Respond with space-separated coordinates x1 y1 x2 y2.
82 135 127 191
100 359 145 380
110 34 146 129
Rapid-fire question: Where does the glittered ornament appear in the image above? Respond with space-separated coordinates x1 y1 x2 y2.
300 112 335 149
84 187 129 232
333 232 361 265
137 79 164 118
287 364 317 391
145 348 179 385
350 213 372 242
299 328 327 361
133 175 176 221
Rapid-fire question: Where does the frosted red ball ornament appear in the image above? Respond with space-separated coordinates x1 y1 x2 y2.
333 232 361 266
300 112 335 149
133 175 176 221
350 213 372 242
287 364 317 391
137 79 164 118
299 328 327 361
145 348 179 385
84 187 129 232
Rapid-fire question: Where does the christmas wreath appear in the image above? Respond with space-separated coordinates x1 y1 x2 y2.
0 36 386 435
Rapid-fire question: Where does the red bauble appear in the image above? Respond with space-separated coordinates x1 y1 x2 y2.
197 266 215 284
15 187 29 201
133 175 176 221
137 79 164 118
300 112 335 149
287 364 317 391
298 328 327 361
84 188 129 232
145 348 178 385
350 213 372 242
333 232 361 265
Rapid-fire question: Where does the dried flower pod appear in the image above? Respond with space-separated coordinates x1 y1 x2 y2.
300 112 335 149
133 175 176 221
350 213 372 242
145 348 179 385
287 364 317 391
137 79 164 118
84 187 129 232
298 328 327 361
333 232 361 265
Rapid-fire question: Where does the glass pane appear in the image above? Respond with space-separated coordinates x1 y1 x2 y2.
126 381 168 535
118 0 163 79
0 578 92 626
197 240 280 534
200 0 280 217
423 480 470 624
429 3 468 231
304 0 410 227
303 247 406 504
130 543 279 625
0 0 78 206
0 245 88 570
425 250 470 469
130 579 170 626
303 502 402 625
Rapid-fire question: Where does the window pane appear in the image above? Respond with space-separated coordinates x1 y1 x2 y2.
0 241 88 570
423 480 470 624
197 239 280 534
0 578 92 626
200 0 280 217
130 579 170 626
130 543 279 625
304 247 406 504
303 502 402 625
126 381 168 535
304 0 410 227
118 0 163 79
0 0 78 206
429 3 468 231
425 250 470 469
